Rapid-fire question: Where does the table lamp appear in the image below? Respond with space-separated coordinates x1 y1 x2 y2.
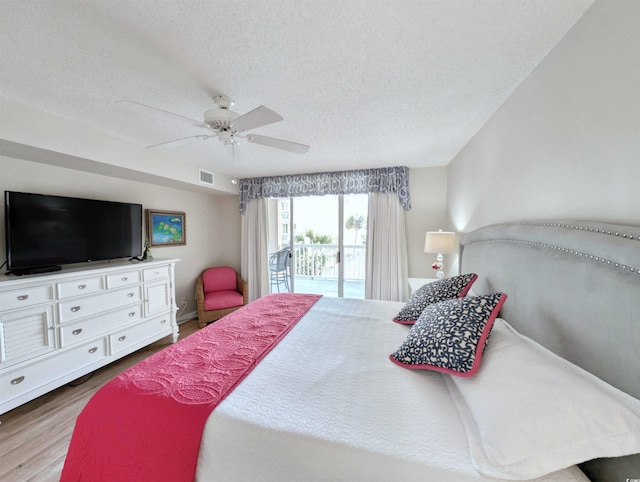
424 230 457 279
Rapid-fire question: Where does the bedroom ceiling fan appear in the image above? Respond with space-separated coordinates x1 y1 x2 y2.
116 95 309 154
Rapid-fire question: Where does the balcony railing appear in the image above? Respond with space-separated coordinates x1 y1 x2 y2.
292 243 365 281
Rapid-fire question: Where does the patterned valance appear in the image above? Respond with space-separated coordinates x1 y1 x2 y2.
238 166 411 213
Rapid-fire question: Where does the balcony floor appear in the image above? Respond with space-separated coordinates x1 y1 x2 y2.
270 277 365 299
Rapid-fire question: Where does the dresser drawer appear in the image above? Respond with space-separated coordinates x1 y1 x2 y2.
106 270 141 289
0 338 108 405
0 285 54 311
143 265 170 282
110 316 172 355
59 303 144 347
58 286 142 324
57 276 105 299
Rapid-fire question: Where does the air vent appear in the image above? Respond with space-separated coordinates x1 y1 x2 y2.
199 169 214 185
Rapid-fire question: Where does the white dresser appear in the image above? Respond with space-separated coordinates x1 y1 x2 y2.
0 258 179 415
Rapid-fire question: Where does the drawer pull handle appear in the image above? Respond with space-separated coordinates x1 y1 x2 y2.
88 347 98 354
121 277 128 281
17 294 29 301
78 284 86 290
11 376 25 385
118 336 126 342
72 328 83 335
70 306 81 312
128 311 136 317
161 319 166 324
127 293 134 298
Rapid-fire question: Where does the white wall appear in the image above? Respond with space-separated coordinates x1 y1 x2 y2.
405 166 450 278
447 0 640 235
0 155 241 320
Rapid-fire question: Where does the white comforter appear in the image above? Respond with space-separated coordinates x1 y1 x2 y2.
195 297 587 482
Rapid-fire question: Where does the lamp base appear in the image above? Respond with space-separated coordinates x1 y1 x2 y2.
432 253 445 279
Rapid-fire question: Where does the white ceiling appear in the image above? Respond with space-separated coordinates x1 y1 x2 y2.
0 0 594 180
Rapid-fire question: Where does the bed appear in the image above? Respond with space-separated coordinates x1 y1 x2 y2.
61 220 640 482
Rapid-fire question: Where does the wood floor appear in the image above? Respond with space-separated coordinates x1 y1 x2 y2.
0 319 200 482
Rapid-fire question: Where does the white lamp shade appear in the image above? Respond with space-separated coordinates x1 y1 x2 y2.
424 231 457 254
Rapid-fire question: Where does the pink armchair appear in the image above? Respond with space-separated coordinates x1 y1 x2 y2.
195 266 248 329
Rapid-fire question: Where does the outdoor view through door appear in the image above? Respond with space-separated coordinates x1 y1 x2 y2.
267 194 367 298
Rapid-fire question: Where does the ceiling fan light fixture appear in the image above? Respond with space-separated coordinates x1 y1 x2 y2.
218 130 234 145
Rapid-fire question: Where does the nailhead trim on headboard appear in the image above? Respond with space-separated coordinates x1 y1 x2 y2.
503 221 638 240
499 239 639 275
467 221 640 276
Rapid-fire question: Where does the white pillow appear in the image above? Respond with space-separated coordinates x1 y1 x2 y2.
444 319 640 480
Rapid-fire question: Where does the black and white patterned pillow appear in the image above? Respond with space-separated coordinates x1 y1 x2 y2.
393 273 478 324
389 292 507 377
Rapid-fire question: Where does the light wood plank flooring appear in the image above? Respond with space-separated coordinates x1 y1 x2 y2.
0 319 199 482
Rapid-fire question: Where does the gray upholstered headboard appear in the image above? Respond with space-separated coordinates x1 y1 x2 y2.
460 221 640 482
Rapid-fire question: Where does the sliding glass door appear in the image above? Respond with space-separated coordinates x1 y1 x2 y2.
342 194 367 298
292 195 340 296
267 199 293 294
267 194 367 298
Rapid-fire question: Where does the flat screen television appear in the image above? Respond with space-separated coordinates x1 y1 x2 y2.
4 191 143 275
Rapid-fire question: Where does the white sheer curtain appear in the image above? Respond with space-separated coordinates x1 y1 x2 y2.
241 198 270 302
365 192 409 301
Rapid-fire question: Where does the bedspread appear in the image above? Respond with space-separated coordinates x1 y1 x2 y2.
195 297 589 482
61 292 321 482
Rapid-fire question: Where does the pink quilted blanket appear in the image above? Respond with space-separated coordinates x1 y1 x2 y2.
61 292 322 482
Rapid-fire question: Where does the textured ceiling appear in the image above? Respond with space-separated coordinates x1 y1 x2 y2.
0 0 594 179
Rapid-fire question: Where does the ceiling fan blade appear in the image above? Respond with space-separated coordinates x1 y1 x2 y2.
146 134 215 149
247 134 309 154
116 100 208 129
232 106 283 132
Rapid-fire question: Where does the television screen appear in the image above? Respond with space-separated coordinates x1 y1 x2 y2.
5 191 142 275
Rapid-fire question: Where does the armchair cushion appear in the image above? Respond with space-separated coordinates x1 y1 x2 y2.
202 266 238 293
204 290 244 311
